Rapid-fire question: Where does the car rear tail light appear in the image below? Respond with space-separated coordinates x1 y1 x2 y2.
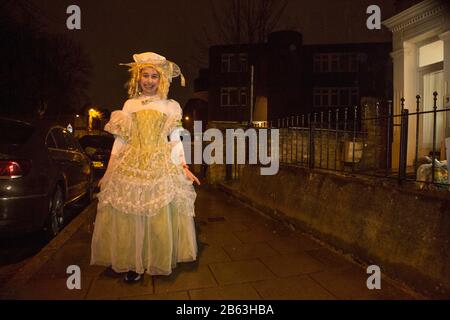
0 160 32 178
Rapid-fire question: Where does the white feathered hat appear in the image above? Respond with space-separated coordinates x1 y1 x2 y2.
120 52 185 86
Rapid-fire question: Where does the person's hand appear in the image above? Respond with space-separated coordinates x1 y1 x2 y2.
182 164 201 186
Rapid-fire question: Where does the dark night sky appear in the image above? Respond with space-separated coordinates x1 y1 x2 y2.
30 0 396 111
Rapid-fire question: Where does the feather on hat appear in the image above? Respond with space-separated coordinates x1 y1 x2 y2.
120 52 185 86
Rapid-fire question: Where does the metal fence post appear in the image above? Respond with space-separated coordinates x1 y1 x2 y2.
415 95 420 174
335 108 339 170
290 116 294 163
301 115 305 165
309 119 315 169
399 105 409 183
327 110 331 169
432 91 438 185
307 113 311 165
320 111 323 168
352 105 357 172
386 100 393 172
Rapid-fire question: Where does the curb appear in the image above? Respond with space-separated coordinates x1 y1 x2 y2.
0 199 98 299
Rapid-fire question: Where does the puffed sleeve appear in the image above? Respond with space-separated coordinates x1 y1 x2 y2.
104 109 132 156
104 110 132 141
167 100 187 165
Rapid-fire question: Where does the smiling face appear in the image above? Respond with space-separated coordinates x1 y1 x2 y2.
138 67 160 96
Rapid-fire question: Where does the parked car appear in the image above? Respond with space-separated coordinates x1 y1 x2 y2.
0 117 94 238
78 133 114 177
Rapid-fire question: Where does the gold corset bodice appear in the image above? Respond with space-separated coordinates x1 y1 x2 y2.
129 109 170 150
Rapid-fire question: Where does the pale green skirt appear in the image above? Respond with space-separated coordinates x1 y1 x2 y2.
90 202 197 275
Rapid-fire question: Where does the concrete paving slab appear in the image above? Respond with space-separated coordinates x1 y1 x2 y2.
200 220 250 233
209 260 276 286
309 266 414 300
259 252 325 277
40 242 91 270
233 229 275 244
222 242 279 261
13 276 95 300
196 244 232 266
306 248 357 272
251 275 336 300
119 290 190 300
153 265 217 294
189 284 262 300
198 230 242 246
86 273 154 300
267 234 323 254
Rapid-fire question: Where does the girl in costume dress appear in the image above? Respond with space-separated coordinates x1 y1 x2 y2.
90 52 200 282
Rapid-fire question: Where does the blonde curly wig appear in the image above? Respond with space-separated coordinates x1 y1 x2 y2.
125 64 170 100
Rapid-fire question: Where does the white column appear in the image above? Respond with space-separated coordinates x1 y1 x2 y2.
439 30 450 138
390 44 417 168
404 42 419 166
390 48 403 169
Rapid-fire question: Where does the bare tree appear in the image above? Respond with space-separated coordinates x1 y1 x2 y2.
0 0 92 117
189 0 297 70
37 34 92 115
210 0 291 44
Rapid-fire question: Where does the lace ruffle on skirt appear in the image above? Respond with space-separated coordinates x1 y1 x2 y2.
97 144 196 217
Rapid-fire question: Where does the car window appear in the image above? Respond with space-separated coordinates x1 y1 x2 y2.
79 135 114 150
46 131 57 148
63 131 82 152
51 128 70 150
0 119 35 145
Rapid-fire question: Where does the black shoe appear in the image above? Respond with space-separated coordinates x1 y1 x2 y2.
124 271 142 283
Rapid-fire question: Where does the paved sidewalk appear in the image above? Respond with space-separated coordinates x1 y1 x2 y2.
1 186 419 300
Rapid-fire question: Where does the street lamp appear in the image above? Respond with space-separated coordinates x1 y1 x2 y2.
88 108 102 132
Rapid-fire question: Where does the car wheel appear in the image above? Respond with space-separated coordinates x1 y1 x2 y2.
45 185 65 238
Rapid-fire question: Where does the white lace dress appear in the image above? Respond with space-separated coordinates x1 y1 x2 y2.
90 98 197 275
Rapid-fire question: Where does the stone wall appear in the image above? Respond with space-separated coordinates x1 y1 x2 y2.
222 164 450 298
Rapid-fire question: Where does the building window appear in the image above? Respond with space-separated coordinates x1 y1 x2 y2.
349 53 358 72
220 87 247 106
331 89 338 106
221 53 248 73
313 87 359 107
350 88 359 106
342 90 351 106
339 54 349 72
419 40 444 67
331 55 339 72
240 89 247 106
313 53 359 72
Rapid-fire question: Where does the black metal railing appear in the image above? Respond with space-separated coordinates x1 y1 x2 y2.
238 92 450 190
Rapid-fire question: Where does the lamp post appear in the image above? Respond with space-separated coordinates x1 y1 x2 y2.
88 108 102 133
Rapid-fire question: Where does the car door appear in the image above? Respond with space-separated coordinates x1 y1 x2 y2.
62 130 91 200
46 127 76 200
